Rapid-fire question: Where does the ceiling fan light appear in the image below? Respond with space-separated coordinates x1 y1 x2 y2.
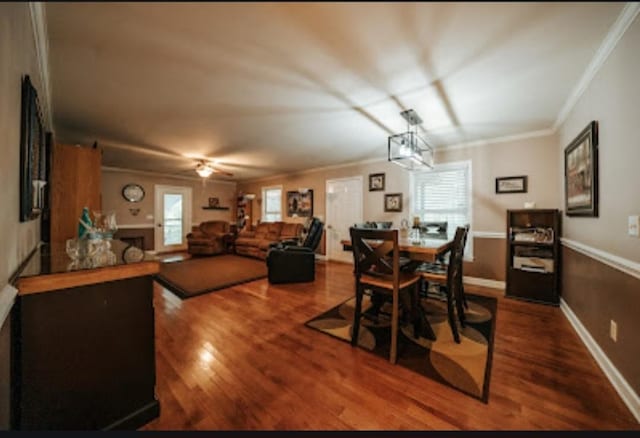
196 163 214 178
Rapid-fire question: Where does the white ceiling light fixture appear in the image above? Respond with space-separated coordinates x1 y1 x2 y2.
388 109 434 171
195 160 214 178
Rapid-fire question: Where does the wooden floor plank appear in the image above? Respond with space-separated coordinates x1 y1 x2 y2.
142 260 639 430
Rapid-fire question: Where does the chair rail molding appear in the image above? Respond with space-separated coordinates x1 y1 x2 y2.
561 298 640 422
0 284 18 328
561 238 640 281
472 231 506 239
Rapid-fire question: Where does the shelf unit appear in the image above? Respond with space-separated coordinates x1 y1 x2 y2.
506 209 561 306
202 206 229 210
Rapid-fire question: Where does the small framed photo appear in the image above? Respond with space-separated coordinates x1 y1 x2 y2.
208 197 220 207
384 193 402 212
369 173 385 191
495 176 528 194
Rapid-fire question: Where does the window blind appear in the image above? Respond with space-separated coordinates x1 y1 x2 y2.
262 186 282 222
412 161 472 258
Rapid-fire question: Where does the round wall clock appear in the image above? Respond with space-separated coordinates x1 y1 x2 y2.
122 183 145 203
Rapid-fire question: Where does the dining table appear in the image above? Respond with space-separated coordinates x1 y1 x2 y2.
340 230 455 263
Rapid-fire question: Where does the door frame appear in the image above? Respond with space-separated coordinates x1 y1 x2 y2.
325 175 363 263
153 184 193 253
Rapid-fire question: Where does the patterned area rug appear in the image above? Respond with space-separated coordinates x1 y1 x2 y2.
305 293 497 402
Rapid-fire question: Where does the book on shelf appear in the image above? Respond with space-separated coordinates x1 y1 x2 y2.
510 226 554 244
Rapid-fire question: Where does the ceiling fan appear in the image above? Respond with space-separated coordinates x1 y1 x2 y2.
194 159 233 178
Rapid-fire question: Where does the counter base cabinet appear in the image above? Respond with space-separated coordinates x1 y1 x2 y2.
12 276 159 430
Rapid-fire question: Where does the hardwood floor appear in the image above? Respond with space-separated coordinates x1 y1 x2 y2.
142 260 638 430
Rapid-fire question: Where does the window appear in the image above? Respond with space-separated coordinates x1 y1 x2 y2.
261 185 282 222
411 160 473 259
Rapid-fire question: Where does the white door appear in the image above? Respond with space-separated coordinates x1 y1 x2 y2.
154 185 192 253
326 176 363 263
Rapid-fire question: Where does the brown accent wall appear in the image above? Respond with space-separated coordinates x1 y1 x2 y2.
562 247 640 395
464 237 506 281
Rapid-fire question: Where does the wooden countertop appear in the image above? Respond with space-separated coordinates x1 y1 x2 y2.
15 240 160 296
16 260 160 296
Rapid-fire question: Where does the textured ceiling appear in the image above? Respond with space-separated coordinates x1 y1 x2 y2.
46 2 622 181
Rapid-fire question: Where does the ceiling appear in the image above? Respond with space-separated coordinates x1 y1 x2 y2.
46 2 622 181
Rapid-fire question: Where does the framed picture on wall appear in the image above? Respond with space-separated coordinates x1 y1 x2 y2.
369 173 385 191
384 193 402 212
565 120 598 216
495 175 528 194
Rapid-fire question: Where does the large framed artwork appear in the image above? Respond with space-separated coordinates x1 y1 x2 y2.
564 121 598 217
287 190 313 217
19 75 47 222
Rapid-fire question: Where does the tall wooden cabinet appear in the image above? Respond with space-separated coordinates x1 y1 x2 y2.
50 144 102 243
506 209 561 305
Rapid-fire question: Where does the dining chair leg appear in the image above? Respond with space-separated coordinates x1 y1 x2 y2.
444 286 461 344
352 280 363 347
390 288 399 364
413 281 436 340
455 288 467 328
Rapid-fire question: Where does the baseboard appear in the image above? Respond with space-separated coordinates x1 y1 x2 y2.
560 298 640 423
463 276 505 291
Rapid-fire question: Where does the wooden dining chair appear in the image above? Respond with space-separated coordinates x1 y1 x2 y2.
416 226 467 344
349 227 422 364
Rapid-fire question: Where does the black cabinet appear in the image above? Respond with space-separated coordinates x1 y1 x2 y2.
506 209 561 305
12 276 159 430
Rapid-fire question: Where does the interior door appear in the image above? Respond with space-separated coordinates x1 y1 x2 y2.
154 185 192 253
325 176 363 263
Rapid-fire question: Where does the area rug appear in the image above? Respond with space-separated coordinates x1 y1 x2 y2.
305 293 497 402
155 254 267 299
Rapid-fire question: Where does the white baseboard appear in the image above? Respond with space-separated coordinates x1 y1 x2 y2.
463 276 505 291
560 298 640 423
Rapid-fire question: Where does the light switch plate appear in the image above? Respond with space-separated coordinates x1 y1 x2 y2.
629 215 639 237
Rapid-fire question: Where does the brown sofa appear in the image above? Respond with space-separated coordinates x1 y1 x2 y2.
187 221 232 256
235 221 303 260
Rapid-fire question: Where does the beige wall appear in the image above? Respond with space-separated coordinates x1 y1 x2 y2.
0 3 48 287
437 134 561 232
558 16 640 263
558 16 640 398
101 169 237 228
0 3 50 429
239 133 560 278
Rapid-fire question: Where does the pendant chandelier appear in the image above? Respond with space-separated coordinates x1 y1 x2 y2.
388 109 434 171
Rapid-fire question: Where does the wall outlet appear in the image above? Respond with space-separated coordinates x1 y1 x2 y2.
629 215 639 237
610 320 618 342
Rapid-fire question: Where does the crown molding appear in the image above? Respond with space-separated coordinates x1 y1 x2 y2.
239 155 388 184
561 238 640 281
554 2 640 130
438 129 556 152
101 166 237 186
29 2 53 129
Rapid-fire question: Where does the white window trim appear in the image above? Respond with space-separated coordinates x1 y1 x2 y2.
410 160 473 261
261 185 283 222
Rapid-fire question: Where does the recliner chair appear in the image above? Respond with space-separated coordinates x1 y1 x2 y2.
266 217 324 284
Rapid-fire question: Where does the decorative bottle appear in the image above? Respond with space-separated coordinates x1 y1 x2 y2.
78 207 93 239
